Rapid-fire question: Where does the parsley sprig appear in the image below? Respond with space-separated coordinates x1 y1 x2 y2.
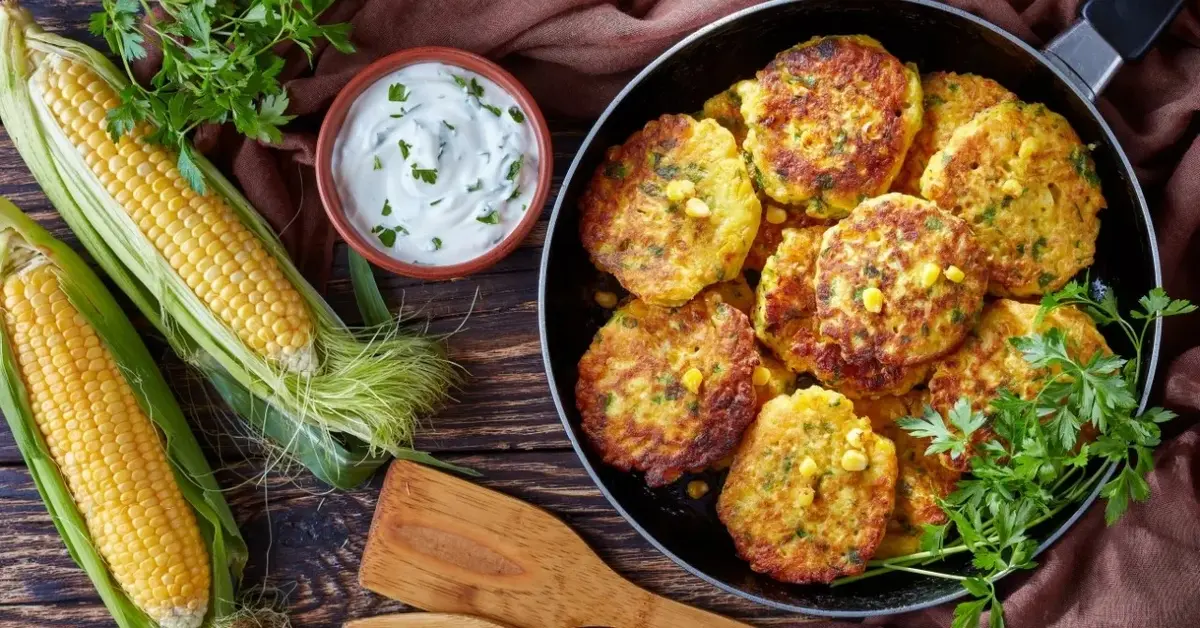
835 283 1193 628
92 0 354 194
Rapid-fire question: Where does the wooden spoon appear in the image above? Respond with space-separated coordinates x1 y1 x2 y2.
359 461 752 628
346 612 514 628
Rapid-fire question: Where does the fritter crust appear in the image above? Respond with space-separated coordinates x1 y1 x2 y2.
740 35 922 219
580 114 762 306
928 299 1111 470
920 101 1104 297
854 391 960 558
718 386 898 583
576 294 760 486
815 193 987 367
891 72 1016 195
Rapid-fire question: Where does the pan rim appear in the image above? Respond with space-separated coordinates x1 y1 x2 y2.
537 0 1164 617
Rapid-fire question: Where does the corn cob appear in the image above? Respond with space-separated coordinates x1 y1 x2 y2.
34 55 316 374
0 4 463 487
0 195 245 628
3 262 209 628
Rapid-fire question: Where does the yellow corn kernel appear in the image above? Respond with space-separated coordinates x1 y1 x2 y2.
665 179 696 202
34 56 316 373
684 198 711 219
686 480 710 499
1001 178 1023 196
919 262 941 288
2 264 209 628
846 427 864 448
841 449 869 472
798 456 819 478
765 205 788 225
682 367 704 394
861 287 884 313
944 265 966 283
594 290 618 309
796 486 815 508
751 365 772 387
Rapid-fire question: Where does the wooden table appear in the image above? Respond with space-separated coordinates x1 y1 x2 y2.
0 3 816 626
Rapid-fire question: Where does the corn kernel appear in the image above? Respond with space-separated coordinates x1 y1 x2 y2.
798 456 819 478
1001 178 1023 196
594 291 618 309
796 486 815 507
944 265 965 283
919 262 941 288
686 480 710 499
682 367 704 394
665 179 696 202
841 449 869 472
861 287 883 313
684 198 711 219
846 428 864 448
765 206 788 225
751 365 771 387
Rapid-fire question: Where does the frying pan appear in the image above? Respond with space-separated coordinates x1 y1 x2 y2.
538 0 1181 616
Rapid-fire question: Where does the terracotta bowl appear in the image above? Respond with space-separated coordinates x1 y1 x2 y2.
316 47 553 280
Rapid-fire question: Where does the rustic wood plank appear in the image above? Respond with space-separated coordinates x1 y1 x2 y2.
0 452 819 626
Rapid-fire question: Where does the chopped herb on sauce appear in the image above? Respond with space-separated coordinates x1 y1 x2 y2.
398 139 411 159
508 106 526 123
381 199 392 216
372 156 382 170
388 83 409 102
466 179 483 192
432 237 444 250
507 155 524 181
477 210 500 225
411 164 438 184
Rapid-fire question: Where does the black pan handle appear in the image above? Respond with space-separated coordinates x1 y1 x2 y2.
1044 0 1185 100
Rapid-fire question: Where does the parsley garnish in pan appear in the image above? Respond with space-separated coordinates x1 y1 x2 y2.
834 282 1194 628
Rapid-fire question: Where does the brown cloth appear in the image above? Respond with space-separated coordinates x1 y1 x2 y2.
175 1 1200 625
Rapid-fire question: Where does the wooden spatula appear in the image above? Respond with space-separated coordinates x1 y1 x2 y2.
359 461 752 628
345 612 514 627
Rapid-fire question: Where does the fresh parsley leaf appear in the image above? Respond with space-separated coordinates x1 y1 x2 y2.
476 211 500 225
381 199 392 216
453 75 485 98
509 106 526 123
175 143 205 195
432 237 443 250
373 156 383 170
480 102 502 117
388 83 409 102
952 598 987 628
443 120 456 131
507 186 522 201
398 139 412 159
411 165 438 184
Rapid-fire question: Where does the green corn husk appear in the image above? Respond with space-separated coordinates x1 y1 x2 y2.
0 195 245 627
0 4 467 487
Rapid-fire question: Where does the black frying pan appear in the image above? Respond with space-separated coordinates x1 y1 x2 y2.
538 0 1181 616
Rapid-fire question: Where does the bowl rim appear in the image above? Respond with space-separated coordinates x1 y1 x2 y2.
537 0 1162 618
315 46 553 281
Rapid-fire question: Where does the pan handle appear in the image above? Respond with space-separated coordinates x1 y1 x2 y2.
1044 0 1185 100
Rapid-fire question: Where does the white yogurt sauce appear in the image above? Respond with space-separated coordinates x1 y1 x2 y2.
332 62 539 265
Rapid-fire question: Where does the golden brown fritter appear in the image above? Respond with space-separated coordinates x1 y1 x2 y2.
920 101 1104 297
739 35 923 219
928 299 1111 470
701 80 753 146
718 386 898 583
815 193 987 367
891 72 1016 195
576 294 759 486
754 350 797 411
754 226 828 374
706 274 756 317
580 114 762 306
854 391 960 559
754 225 929 398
